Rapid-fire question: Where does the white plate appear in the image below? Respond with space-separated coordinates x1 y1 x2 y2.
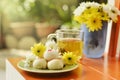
17 60 79 73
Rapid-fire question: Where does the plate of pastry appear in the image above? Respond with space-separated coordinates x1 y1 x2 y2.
17 60 78 73
17 42 79 73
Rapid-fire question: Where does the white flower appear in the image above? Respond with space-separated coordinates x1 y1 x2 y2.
108 12 118 22
24 59 33 67
103 4 111 13
24 53 36 67
73 2 120 32
73 2 100 16
73 5 86 16
79 2 86 7
26 53 36 61
84 2 100 8
103 4 120 22
110 5 120 15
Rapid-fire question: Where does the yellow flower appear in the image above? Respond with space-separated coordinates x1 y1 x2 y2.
62 52 78 65
31 43 46 58
84 7 98 15
74 15 86 25
86 14 102 32
100 12 110 21
73 2 120 32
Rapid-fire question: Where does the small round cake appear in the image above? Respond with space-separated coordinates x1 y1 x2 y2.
48 59 64 70
33 58 47 69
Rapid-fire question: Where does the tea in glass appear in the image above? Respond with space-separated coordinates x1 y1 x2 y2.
47 29 84 59
58 38 83 59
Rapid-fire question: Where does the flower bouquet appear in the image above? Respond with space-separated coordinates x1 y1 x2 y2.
73 2 120 32
73 2 120 58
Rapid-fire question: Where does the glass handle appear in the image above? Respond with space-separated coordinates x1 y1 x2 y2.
47 34 57 43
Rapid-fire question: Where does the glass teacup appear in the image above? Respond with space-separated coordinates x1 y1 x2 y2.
47 29 84 59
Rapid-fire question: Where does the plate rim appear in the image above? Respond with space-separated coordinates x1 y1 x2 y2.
17 60 79 73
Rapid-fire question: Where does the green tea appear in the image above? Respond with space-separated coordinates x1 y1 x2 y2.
58 38 83 59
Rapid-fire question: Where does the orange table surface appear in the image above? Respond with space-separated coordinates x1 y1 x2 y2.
6 56 120 80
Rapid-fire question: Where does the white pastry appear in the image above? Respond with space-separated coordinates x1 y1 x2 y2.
48 59 64 70
33 58 47 69
43 49 59 61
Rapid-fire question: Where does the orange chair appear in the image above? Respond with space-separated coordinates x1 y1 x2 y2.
108 0 120 58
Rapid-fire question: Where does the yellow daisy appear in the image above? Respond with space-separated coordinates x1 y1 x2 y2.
100 12 110 21
31 43 46 58
84 7 98 15
86 14 102 32
62 52 78 65
74 15 84 25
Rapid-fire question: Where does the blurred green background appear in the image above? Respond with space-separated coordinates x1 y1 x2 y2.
0 0 107 49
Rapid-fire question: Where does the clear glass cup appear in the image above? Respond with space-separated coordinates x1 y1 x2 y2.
47 29 84 59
